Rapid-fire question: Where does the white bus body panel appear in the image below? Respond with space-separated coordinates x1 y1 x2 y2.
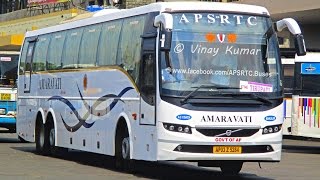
17 69 158 161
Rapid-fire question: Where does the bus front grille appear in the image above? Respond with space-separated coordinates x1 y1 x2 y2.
195 128 259 137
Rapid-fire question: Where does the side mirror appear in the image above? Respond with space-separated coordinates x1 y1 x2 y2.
160 29 172 51
154 13 173 52
276 18 306 56
294 34 306 56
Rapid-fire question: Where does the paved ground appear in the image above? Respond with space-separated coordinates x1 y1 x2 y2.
0 132 319 180
282 135 320 154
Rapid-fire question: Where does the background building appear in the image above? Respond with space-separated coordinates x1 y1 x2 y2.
0 0 319 51
237 0 320 50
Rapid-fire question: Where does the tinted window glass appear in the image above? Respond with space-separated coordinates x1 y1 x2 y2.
19 39 29 74
33 35 50 71
62 28 84 68
97 20 122 66
0 53 19 86
47 31 66 70
118 15 146 82
161 13 281 98
79 24 102 67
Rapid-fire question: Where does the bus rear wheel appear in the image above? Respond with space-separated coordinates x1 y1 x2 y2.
220 161 243 175
35 120 49 155
47 120 67 157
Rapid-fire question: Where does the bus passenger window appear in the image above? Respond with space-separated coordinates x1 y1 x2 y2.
33 35 50 72
97 20 122 66
47 32 66 70
79 24 102 67
117 15 146 83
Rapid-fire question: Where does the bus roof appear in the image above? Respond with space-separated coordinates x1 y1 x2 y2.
25 2 269 37
295 52 320 63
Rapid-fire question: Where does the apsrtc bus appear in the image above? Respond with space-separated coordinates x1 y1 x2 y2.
0 51 19 133
16 2 306 175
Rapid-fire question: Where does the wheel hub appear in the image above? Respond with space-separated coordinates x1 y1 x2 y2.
49 128 55 147
121 137 130 159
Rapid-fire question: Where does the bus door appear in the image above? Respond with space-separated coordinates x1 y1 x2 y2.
139 33 156 125
24 40 36 93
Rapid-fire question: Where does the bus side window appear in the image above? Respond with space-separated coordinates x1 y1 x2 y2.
141 53 155 105
97 20 122 66
62 28 84 69
33 35 50 72
19 40 30 74
25 42 36 73
79 24 102 67
47 31 66 70
117 15 146 82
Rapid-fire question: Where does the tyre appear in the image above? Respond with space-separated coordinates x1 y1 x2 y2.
220 161 243 175
35 120 49 155
115 126 134 172
47 120 67 157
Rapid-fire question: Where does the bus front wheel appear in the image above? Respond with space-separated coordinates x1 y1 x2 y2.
115 124 133 172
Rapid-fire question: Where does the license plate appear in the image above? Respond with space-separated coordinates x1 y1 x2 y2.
0 93 11 100
213 146 242 154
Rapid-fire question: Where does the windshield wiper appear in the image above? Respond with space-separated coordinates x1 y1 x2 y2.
180 84 240 105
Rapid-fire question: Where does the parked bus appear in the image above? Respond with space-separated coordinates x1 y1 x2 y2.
290 51 320 138
16 2 306 175
0 51 19 133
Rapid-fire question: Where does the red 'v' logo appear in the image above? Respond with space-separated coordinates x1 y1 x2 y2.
217 34 225 43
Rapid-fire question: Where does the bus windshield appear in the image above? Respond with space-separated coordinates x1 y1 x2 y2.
0 54 18 87
160 12 281 99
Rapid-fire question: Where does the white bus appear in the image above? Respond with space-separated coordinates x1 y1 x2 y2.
289 51 320 138
0 51 19 133
16 2 306 175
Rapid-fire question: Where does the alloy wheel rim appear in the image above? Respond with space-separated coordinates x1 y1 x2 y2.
121 137 130 159
49 128 55 147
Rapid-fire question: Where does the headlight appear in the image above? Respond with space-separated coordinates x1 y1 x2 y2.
7 111 16 116
262 124 282 135
0 108 6 115
163 123 192 134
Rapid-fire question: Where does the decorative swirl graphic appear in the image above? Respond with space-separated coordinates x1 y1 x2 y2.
48 86 134 132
